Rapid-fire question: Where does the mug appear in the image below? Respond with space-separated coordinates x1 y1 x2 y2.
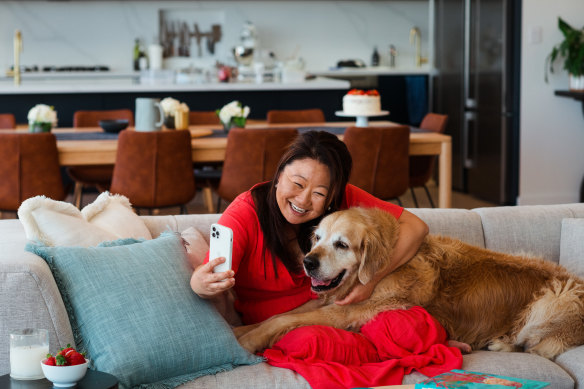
135 98 164 132
10 328 49 380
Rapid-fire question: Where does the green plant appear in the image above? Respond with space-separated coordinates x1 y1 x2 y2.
546 17 584 82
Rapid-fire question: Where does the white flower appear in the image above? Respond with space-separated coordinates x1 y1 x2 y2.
217 100 250 127
160 97 181 116
27 104 57 125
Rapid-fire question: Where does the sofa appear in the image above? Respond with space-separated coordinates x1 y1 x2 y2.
2 203 584 388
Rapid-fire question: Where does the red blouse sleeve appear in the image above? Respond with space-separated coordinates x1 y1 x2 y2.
341 184 404 219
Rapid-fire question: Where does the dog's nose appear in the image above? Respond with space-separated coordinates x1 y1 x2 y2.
303 255 320 271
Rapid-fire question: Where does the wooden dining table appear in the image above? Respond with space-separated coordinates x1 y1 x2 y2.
50 121 452 208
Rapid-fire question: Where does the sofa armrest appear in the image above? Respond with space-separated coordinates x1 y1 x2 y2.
555 345 584 387
0 221 74 375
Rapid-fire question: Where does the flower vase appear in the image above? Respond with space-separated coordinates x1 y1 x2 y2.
222 121 245 134
164 115 175 129
569 74 584 92
29 122 52 133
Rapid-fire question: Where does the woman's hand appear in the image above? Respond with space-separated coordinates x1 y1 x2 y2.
190 257 235 299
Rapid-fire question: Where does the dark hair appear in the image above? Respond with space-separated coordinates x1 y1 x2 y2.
252 131 352 275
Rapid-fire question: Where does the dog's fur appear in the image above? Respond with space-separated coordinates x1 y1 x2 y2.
235 207 584 359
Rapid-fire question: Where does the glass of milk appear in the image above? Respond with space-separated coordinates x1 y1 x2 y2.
10 329 49 380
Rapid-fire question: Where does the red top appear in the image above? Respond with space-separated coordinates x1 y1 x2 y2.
206 183 403 325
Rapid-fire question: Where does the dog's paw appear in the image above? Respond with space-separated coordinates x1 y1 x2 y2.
488 337 518 352
238 331 266 354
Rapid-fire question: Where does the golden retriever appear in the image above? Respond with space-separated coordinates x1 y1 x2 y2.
235 207 584 360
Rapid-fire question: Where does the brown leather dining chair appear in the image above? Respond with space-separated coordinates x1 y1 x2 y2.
189 111 221 125
0 133 66 217
343 126 410 205
68 109 134 208
409 113 448 208
0 113 16 129
109 129 196 214
215 127 298 212
266 108 325 124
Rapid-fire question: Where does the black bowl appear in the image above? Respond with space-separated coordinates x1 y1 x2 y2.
99 119 129 133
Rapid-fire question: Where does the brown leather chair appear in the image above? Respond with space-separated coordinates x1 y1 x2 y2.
68 109 134 208
109 129 196 214
266 109 325 124
0 113 16 129
343 126 410 205
409 113 448 207
215 128 298 212
189 111 221 125
0 133 66 216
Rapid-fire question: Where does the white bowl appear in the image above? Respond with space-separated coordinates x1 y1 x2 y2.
40 359 88 387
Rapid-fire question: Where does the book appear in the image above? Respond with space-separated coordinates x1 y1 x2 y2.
415 369 549 388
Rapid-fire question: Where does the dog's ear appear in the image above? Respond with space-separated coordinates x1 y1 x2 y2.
357 209 399 285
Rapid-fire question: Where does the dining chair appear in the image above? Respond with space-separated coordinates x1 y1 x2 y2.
0 133 66 217
68 109 134 208
109 129 196 214
343 126 410 205
409 113 448 208
215 127 298 212
189 111 222 212
0 113 16 129
266 108 325 123
189 110 221 125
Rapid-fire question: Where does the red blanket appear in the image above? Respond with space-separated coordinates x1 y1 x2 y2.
263 306 462 389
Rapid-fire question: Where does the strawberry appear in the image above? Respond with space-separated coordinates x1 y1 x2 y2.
43 354 56 366
348 89 365 95
66 351 86 366
57 343 74 356
55 354 68 366
365 89 380 96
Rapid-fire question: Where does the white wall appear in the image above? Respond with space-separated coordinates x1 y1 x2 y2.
520 0 584 204
0 1 429 72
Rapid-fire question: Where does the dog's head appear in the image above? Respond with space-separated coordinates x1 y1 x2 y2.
304 207 399 300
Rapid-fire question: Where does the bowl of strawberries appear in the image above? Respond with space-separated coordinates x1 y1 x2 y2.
41 344 88 387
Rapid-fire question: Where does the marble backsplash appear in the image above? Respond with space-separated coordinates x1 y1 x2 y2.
0 1 429 74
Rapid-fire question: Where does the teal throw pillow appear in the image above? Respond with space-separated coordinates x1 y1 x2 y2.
27 232 262 389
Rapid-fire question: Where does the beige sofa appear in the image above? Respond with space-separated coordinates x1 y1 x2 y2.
2 203 584 388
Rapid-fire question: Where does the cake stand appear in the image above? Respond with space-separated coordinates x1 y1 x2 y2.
335 111 390 127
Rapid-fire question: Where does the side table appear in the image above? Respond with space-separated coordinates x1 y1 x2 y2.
0 370 118 389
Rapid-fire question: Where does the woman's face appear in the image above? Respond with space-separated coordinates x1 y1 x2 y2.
276 158 331 225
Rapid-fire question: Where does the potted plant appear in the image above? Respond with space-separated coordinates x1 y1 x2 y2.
27 104 57 133
546 17 584 91
216 100 250 133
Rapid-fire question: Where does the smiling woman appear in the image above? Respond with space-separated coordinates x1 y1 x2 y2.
189 130 429 327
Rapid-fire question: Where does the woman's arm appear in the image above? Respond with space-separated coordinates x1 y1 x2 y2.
335 208 428 305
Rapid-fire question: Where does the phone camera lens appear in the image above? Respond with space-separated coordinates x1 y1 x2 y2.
211 232 216 238
212 226 216 232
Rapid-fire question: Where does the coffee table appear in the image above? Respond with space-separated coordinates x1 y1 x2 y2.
0 370 118 388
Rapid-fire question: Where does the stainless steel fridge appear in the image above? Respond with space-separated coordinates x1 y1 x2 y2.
433 0 520 205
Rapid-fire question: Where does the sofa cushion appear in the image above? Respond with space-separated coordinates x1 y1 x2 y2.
473 204 579 263
408 208 485 247
17 192 151 247
26 232 262 389
559 218 584 277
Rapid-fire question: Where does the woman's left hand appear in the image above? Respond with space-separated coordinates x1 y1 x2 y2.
334 282 375 305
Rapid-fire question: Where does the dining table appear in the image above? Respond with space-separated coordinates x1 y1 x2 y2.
47 121 452 209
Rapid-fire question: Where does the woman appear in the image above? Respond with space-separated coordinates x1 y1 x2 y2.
191 130 428 325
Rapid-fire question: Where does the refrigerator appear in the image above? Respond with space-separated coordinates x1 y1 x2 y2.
433 0 520 205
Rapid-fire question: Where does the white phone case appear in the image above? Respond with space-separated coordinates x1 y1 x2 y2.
209 223 233 273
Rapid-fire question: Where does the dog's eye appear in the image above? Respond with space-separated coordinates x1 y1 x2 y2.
334 241 348 250
314 234 321 242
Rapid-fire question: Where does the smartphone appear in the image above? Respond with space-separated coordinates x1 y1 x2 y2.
209 223 233 274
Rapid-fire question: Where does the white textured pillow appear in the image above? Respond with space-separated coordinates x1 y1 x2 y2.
18 192 151 247
559 218 584 278
82 192 152 240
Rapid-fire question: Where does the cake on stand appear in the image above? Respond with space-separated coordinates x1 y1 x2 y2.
335 110 390 127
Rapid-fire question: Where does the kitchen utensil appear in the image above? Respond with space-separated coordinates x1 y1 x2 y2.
135 98 164 132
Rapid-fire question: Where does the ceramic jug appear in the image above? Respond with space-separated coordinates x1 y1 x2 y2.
135 98 164 131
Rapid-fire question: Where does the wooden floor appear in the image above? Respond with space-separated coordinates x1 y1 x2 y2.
0 181 496 219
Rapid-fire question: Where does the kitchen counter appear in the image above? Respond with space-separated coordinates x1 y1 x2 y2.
310 66 434 77
0 76 350 95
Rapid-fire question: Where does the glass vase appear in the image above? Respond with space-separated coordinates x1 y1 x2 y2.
28 122 52 133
